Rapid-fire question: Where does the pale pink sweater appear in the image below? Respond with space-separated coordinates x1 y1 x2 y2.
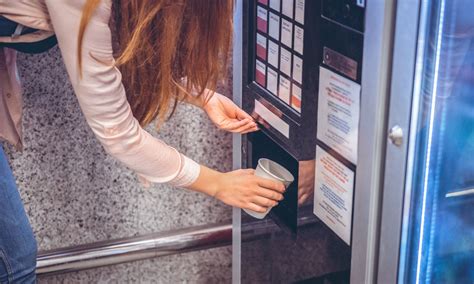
0 0 201 187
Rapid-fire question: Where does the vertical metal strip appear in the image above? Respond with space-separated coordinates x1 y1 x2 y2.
350 1 397 283
376 0 422 282
231 0 243 283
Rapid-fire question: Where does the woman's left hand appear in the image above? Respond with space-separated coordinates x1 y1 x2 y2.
203 93 259 134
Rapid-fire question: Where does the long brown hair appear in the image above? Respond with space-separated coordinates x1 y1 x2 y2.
78 0 233 126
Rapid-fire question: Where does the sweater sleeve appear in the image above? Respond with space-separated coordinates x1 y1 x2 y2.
44 0 200 187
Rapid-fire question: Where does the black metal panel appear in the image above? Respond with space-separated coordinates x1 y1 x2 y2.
322 0 365 32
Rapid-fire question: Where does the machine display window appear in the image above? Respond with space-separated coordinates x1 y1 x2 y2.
250 0 306 121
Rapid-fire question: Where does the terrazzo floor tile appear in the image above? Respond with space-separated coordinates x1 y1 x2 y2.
5 47 233 282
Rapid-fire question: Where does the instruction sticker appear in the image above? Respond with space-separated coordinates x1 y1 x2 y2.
281 18 293 48
256 59 266 87
314 146 354 245
280 47 292 77
317 67 360 165
279 76 291 105
269 12 280 40
268 40 279 68
256 33 267 60
267 67 278 96
257 6 268 33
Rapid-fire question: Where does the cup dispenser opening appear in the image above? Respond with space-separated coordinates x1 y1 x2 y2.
246 131 299 234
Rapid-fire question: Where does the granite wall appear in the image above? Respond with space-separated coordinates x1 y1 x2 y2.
3 47 233 283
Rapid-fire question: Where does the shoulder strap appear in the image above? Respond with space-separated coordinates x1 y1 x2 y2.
0 16 18 37
0 16 57 54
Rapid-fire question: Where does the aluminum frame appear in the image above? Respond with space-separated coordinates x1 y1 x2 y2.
231 0 244 283
350 1 397 283
376 0 424 283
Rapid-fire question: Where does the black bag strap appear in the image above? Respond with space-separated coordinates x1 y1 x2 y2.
0 16 57 54
0 16 18 36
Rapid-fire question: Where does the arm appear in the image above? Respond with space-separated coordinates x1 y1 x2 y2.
45 0 284 213
45 0 197 186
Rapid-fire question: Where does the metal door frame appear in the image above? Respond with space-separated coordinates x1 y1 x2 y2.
376 0 428 283
232 0 244 283
350 0 397 283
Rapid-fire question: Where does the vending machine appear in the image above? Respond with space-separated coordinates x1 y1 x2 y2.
233 0 473 283
232 0 391 283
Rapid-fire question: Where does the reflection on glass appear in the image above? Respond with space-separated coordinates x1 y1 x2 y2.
401 0 474 283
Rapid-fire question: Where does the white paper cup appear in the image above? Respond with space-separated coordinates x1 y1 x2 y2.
243 158 295 219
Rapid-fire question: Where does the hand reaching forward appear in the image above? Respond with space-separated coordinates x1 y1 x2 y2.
203 93 259 134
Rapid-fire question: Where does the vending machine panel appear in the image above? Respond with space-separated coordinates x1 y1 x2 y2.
239 0 365 282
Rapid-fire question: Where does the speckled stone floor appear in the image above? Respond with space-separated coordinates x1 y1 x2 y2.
3 47 233 283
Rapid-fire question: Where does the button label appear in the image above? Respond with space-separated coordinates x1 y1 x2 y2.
280 47 292 77
257 6 268 33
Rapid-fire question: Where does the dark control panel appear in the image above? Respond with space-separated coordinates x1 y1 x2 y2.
240 0 366 281
322 0 365 32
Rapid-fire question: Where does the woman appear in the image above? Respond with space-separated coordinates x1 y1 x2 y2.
0 0 285 282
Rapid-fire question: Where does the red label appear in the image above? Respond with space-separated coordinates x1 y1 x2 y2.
255 71 265 87
258 0 269 5
256 70 266 87
291 94 301 111
256 45 267 60
257 18 267 33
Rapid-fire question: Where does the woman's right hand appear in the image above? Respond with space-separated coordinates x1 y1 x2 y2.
187 166 285 213
213 169 286 213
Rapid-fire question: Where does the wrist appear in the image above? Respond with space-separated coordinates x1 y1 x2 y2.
190 88 216 110
203 88 222 108
187 165 222 198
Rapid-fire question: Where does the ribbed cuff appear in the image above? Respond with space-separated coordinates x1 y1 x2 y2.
168 154 201 188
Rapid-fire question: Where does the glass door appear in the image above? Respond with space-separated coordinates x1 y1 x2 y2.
398 0 474 283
